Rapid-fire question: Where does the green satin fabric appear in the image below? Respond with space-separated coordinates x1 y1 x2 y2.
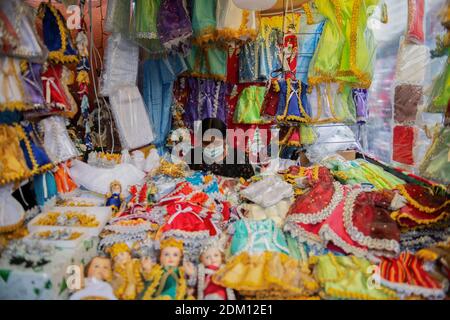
420 127 450 185
191 0 217 37
186 45 227 79
134 0 161 38
309 0 378 87
233 86 267 124
428 58 450 113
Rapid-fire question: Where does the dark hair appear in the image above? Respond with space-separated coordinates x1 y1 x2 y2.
201 118 227 138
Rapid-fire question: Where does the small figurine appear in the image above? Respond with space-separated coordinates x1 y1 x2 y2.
109 243 144 300
138 238 195 300
196 241 235 300
70 256 117 300
106 180 125 213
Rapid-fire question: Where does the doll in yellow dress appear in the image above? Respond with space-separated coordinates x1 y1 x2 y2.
213 218 319 299
139 238 195 300
308 0 379 89
109 243 144 300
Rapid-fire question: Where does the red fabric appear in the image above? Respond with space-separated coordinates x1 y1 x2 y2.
407 0 425 44
203 265 228 299
262 80 280 117
283 34 298 80
41 64 73 114
393 125 416 165
0 11 19 53
226 47 239 84
288 179 335 215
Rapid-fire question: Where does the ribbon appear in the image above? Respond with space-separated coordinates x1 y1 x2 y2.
167 204 203 225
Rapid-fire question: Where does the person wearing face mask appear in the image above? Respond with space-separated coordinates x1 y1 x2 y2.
186 118 255 179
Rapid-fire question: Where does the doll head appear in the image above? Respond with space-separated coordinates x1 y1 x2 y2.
200 247 224 268
109 243 131 266
110 180 122 195
85 256 112 282
159 238 184 268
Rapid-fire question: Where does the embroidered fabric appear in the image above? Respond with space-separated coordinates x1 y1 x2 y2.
109 85 155 150
240 175 293 208
100 33 139 97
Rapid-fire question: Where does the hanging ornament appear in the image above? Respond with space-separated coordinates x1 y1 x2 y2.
232 0 277 11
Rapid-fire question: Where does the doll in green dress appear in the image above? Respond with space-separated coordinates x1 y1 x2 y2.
139 238 195 300
308 0 379 89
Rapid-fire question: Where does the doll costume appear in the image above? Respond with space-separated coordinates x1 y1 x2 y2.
215 0 258 42
191 0 217 45
233 86 267 124
276 79 311 123
38 116 79 164
140 264 190 300
70 277 117 300
184 78 228 128
391 184 450 229
21 62 45 110
0 0 47 62
375 252 448 299
0 57 26 112
157 0 193 53
0 184 25 233
311 253 398 300
185 44 228 81
37 2 78 64
41 64 78 118
419 126 450 184
33 171 58 207
54 162 77 194
132 0 165 55
213 218 319 298
197 264 235 300
0 124 32 185
104 0 131 34
261 80 280 117
16 122 52 175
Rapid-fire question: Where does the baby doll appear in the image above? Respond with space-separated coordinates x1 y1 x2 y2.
70 256 117 300
195 241 235 300
109 243 143 300
105 180 125 213
138 238 195 300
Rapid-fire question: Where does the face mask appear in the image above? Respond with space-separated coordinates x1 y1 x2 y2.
203 144 224 160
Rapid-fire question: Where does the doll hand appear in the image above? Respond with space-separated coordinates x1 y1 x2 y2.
390 192 407 210
183 261 196 277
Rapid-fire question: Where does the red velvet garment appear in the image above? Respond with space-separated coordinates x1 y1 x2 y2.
288 179 336 216
393 125 416 165
351 191 400 242
261 80 280 117
392 184 450 228
203 265 228 300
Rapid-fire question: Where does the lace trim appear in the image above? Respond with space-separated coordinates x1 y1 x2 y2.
99 232 147 249
287 182 343 224
343 188 400 254
283 220 323 247
319 224 368 257
396 184 450 213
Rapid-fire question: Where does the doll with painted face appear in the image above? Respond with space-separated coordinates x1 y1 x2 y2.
109 243 144 300
196 241 235 300
139 238 195 300
70 256 117 300
106 180 125 213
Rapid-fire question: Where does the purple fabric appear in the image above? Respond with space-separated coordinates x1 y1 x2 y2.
352 88 368 123
23 63 45 108
184 78 228 129
157 0 192 53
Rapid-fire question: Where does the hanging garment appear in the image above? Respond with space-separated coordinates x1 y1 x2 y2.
21 62 45 110
261 80 280 117
184 78 228 128
216 0 258 42
0 57 26 112
132 0 165 55
54 162 77 194
0 184 25 233
157 0 193 53
185 44 228 81
109 85 155 150
395 39 429 85
33 171 58 207
39 116 79 163
100 33 140 97
191 0 217 45
104 0 131 34
296 11 325 84
308 0 378 89
142 53 187 153
427 53 450 114
392 125 416 166
0 124 32 185
276 79 311 123
17 122 52 175
419 126 450 184
406 0 425 44
0 0 47 62
37 2 78 64
394 85 422 124
352 88 369 123
233 85 267 124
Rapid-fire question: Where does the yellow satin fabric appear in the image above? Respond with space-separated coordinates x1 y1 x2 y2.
0 125 31 184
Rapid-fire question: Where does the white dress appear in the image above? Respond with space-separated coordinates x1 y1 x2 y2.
216 0 258 41
0 184 25 232
39 116 79 163
69 277 117 300
109 85 155 150
0 57 26 111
